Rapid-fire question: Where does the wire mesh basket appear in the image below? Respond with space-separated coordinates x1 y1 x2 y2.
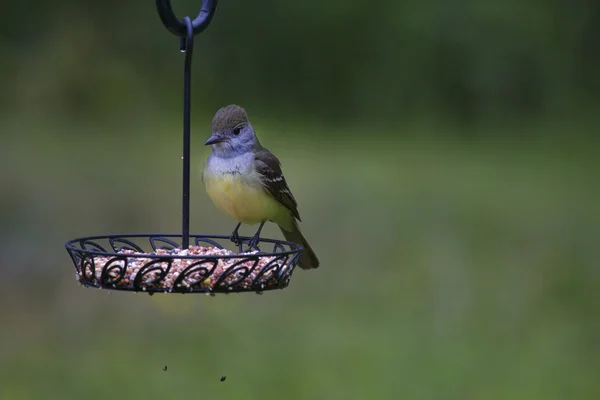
66 234 302 294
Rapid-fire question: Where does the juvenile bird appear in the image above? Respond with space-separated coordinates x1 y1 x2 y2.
202 105 319 269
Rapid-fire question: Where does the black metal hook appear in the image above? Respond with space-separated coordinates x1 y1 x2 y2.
156 0 218 37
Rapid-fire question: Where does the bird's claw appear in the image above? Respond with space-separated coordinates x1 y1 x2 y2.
230 229 241 246
230 234 241 247
247 235 261 252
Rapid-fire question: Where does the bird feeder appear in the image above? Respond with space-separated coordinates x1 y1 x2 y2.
64 0 303 295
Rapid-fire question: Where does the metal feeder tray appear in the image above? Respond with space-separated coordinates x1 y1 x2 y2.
66 234 302 294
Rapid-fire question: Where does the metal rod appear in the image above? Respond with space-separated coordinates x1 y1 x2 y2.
181 17 194 249
155 0 218 249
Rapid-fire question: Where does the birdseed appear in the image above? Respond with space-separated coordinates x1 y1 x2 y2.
75 245 290 292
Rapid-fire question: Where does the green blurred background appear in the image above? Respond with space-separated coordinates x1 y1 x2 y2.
1 1 599 399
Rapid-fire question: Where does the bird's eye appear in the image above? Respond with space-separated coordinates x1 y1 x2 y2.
233 127 241 135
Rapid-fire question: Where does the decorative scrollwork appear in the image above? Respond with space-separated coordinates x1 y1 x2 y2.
80 253 96 282
257 255 289 289
100 256 129 286
173 259 217 290
109 238 144 253
149 237 180 251
65 234 302 294
133 259 173 290
212 257 259 290
80 240 106 253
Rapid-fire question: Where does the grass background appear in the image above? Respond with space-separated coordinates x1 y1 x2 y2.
1 114 599 399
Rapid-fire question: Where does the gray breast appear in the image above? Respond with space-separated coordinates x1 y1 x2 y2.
206 152 254 176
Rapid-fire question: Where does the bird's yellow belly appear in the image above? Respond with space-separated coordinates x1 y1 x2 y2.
204 174 281 225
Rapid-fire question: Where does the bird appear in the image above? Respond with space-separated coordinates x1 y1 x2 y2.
202 104 319 269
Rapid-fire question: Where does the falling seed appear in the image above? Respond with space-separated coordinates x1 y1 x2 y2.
220 375 226 382
162 365 167 371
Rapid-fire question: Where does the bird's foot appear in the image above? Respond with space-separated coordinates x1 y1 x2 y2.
230 223 242 246
247 234 261 252
247 220 266 251
230 231 241 246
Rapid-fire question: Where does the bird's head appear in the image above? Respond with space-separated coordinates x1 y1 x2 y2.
205 104 258 156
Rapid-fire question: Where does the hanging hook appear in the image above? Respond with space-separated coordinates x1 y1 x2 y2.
156 0 218 37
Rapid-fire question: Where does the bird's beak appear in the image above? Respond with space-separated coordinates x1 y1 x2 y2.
204 134 225 146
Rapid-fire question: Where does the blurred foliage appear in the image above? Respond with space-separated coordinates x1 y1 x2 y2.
1 0 600 129
1 1 600 399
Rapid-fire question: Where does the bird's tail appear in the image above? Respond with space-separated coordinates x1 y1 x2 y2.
279 219 320 269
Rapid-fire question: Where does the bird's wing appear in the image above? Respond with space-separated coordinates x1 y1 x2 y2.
254 148 301 221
